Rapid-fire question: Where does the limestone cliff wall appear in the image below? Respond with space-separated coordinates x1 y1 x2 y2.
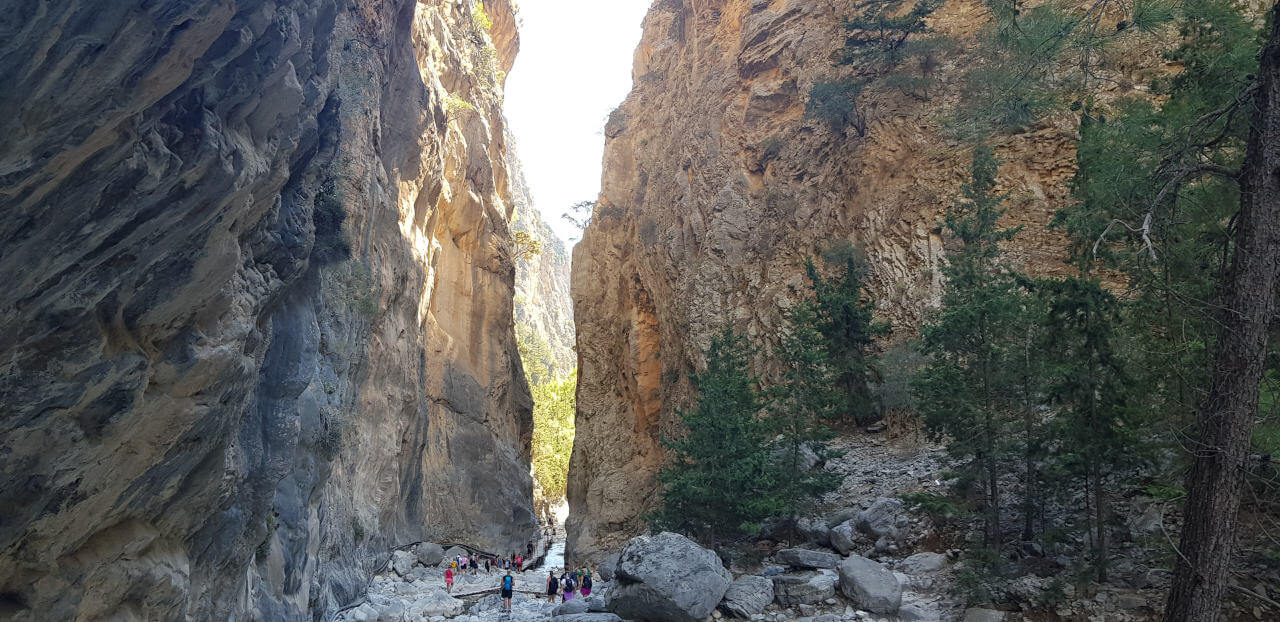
0 1 533 620
567 0 1165 563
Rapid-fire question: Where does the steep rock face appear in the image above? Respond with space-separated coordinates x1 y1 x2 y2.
0 1 532 620
567 0 1158 562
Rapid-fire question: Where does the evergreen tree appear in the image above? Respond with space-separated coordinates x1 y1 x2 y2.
802 246 890 427
655 329 779 543
915 147 1029 549
771 302 843 523
1038 277 1134 582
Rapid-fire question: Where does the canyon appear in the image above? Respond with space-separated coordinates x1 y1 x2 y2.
0 1 535 620
0 0 1272 621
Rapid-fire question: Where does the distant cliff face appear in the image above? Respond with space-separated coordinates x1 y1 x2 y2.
0 1 533 620
567 0 1153 563
509 135 576 379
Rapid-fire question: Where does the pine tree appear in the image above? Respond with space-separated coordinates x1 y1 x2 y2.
1039 277 1133 582
771 302 843 523
655 329 779 543
915 147 1029 549
802 246 890 427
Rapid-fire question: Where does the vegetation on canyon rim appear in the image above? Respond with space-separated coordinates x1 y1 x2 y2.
650 0 1280 620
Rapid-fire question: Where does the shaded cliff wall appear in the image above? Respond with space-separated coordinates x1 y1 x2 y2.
0 1 533 620
567 0 1168 562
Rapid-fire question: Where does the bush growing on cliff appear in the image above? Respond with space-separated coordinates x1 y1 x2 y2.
806 80 867 136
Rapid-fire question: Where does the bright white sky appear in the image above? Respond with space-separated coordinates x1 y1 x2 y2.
505 0 653 243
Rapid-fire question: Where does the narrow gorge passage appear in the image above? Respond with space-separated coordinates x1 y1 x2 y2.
3 1 1278 622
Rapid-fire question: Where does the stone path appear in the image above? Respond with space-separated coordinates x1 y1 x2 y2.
335 535 599 622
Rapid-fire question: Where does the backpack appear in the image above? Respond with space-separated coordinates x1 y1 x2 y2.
583 575 592 589
503 575 513 590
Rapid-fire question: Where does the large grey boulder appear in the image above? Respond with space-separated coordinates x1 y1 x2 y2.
585 595 608 612
406 588 465 617
771 572 837 606
554 599 591 615
856 497 904 539
597 551 621 582
391 550 415 576
899 552 947 574
415 542 445 566
442 545 468 564
720 575 774 618
829 520 858 554
963 609 1006 622
797 517 831 545
606 532 732 622
826 508 860 529
774 548 841 569
557 615 626 622
837 554 902 614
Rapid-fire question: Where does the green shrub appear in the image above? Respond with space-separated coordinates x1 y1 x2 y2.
446 93 475 116
805 80 867 136
472 2 493 30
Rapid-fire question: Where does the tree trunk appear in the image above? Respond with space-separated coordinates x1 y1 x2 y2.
1163 11 1280 621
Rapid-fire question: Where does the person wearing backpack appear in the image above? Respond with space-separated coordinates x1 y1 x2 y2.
501 571 514 612
545 569 560 602
444 566 454 593
560 572 573 601
581 569 593 597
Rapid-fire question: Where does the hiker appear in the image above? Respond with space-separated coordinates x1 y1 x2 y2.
501 571 514 612
561 572 574 601
515 554 523 572
484 557 491 574
545 569 560 602
581 569 593 597
444 566 454 593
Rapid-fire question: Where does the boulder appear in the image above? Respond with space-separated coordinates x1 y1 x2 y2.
442 546 468 565
771 572 837 606
597 551 621 582
606 532 732 622
585 595 608 612
407 588 465 617
825 508 860 529
415 542 445 566
720 575 774 618
391 550 416 576
796 517 830 546
899 552 947 574
856 498 904 539
554 599 591 615
349 603 379 622
837 554 901 614
828 520 857 555
557 615 626 622
963 609 1006 622
774 548 841 569
898 601 933 621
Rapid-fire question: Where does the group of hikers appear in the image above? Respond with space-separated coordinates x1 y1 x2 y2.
543 566 593 603
440 542 540 612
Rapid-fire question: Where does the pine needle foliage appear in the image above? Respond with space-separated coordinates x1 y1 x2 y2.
655 329 780 543
914 147 1031 549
